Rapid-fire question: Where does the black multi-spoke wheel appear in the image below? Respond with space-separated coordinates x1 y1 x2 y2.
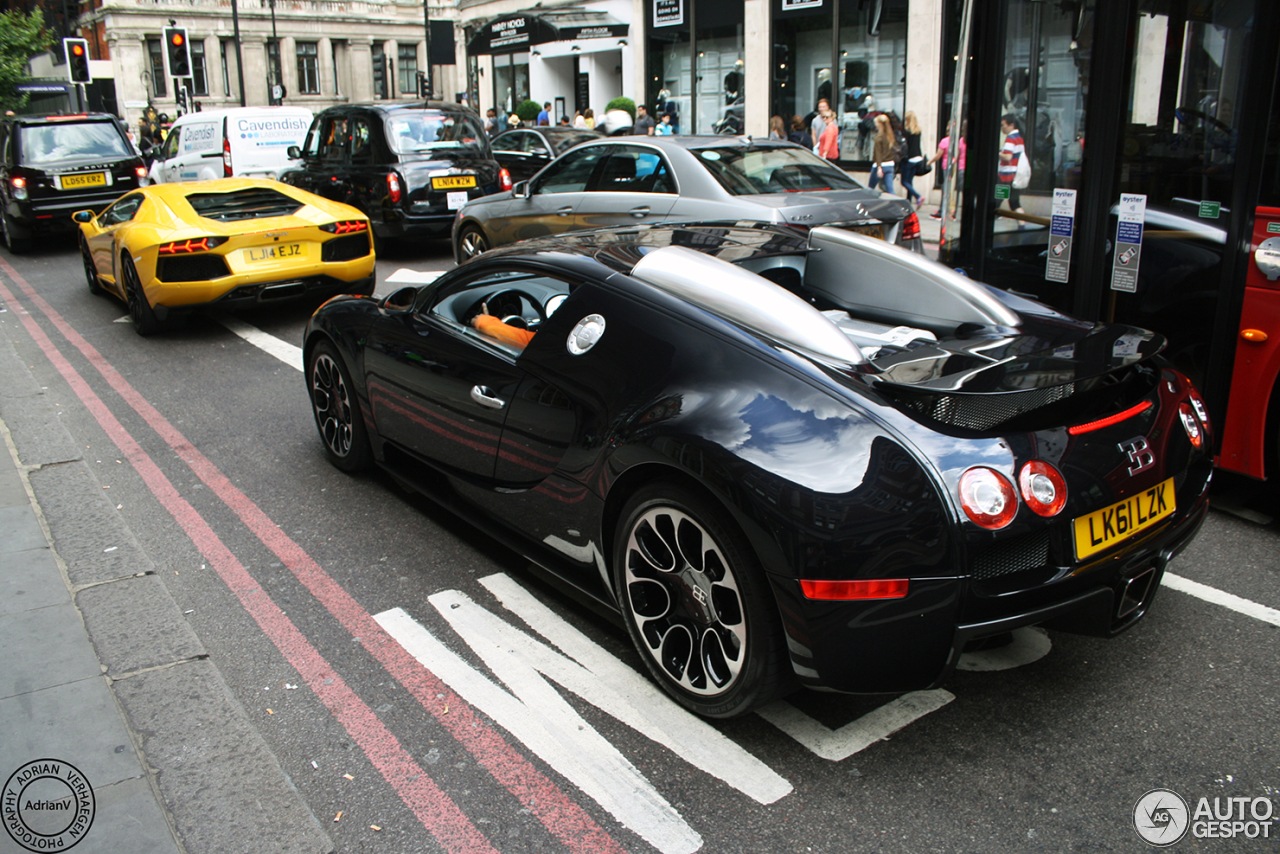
614 484 790 718
80 236 103 295
458 225 489 260
307 341 371 472
122 255 160 335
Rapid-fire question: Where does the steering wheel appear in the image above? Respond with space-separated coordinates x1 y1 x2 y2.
468 289 547 329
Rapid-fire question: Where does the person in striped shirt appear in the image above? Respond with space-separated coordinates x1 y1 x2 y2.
998 113 1026 218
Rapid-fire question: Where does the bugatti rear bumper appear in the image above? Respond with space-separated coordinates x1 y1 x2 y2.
767 475 1211 695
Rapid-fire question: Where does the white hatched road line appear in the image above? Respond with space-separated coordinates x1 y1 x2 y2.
756 690 955 762
1163 571 1280 627
219 316 304 372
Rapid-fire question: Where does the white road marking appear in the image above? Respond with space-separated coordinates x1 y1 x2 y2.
1163 571 1280 627
756 690 955 762
114 315 131 323
218 317 304 372
385 268 446 285
955 627 1052 672
478 573 792 804
376 601 703 854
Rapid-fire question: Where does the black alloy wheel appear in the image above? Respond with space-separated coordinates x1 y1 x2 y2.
80 236 103 295
458 225 489 260
614 483 791 718
122 255 160 335
307 340 372 473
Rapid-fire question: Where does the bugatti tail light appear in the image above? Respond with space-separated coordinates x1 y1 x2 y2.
800 578 909 600
1018 460 1067 517
958 467 1018 529
1178 403 1204 448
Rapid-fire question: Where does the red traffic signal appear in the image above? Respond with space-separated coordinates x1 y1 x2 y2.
64 38 91 84
163 26 191 77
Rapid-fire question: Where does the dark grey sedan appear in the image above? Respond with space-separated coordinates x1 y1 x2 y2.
452 135 923 263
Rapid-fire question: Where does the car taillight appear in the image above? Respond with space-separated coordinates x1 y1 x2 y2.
1018 460 1067 517
498 168 513 192
158 236 228 254
387 172 402 204
134 165 147 180
1187 388 1210 428
11 176 27 200
900 211 921 241
1067 400 1153 435
223 136 233 177
958 467 1018 529
319 220 369 234
1179 402 1204 448
800 578 909 600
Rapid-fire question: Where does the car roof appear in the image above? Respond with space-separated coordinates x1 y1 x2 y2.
579 134 802 152
6 112 121 126
340 101 482 117
172 106 312 123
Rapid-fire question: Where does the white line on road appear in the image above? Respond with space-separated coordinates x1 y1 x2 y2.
218 317 304 372
1163 571 1280 627
386 268 446 285
756 690 955 762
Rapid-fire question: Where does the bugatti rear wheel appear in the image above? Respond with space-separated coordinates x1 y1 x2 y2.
613 483 790 718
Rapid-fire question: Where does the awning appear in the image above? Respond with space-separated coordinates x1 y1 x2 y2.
467 11 628 56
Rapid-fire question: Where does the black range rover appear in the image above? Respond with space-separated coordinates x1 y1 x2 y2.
1 113 147 254
281 101 509 251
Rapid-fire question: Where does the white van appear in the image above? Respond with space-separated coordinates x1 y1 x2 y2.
148 107 313 183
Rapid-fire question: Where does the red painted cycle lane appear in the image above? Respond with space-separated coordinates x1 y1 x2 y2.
0 260 627 854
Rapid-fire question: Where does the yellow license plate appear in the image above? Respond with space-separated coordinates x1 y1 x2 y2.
432 175 476 190
847 223 884 239
1073 477 1176 560
245 243 304 263
60 172 107 189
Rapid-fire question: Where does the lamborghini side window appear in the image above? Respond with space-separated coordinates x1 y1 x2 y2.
99 193 144 226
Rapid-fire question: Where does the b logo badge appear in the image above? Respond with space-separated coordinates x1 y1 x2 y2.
1119 436 1155 476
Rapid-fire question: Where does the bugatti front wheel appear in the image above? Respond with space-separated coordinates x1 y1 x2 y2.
613 483 790 718
307 340 372 473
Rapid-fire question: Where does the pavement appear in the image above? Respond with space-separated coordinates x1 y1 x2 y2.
0 326 331 853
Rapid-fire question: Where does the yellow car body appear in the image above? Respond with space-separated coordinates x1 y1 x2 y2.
76 178 376 334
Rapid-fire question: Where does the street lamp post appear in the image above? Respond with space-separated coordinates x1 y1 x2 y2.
268 0 281 104
231 0 247 106
421 0 431 98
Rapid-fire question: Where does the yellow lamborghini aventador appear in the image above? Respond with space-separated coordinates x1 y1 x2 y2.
75 178 376 335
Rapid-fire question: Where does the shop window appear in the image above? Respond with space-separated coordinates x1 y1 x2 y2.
191 41 209 97
399 44 419 95
147 38 167 98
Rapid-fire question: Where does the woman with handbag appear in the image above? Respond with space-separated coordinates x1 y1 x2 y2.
898 111 925 209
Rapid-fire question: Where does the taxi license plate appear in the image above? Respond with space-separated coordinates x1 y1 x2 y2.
846 223 884 239
432 175 476 190
245 244 304 263
1073 477 1175 560
60 172 107 190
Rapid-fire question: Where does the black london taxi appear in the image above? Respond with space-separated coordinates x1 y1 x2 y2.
281 102 509 251
1 112 147 254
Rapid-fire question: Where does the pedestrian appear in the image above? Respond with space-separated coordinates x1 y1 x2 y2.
816 101 840 160
634 104 656 135
998 113 1027 217
537 102 551 126
788 115 808 146
898 110 924 208
583 108 595 130
656 114 674 135
809 98 830 152
769 115 785 140
573 110 587 129
484 108 499 137
925 120 967 218
867 114 895 191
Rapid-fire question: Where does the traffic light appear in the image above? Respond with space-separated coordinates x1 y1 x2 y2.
164 27 191 78
417 71 431 99
65 38 91 84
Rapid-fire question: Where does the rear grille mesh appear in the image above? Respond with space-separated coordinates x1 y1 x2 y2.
157 255 230 282
186 188 302 222
898 384 1076 431
970 530 1051 581
322 233 371 262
